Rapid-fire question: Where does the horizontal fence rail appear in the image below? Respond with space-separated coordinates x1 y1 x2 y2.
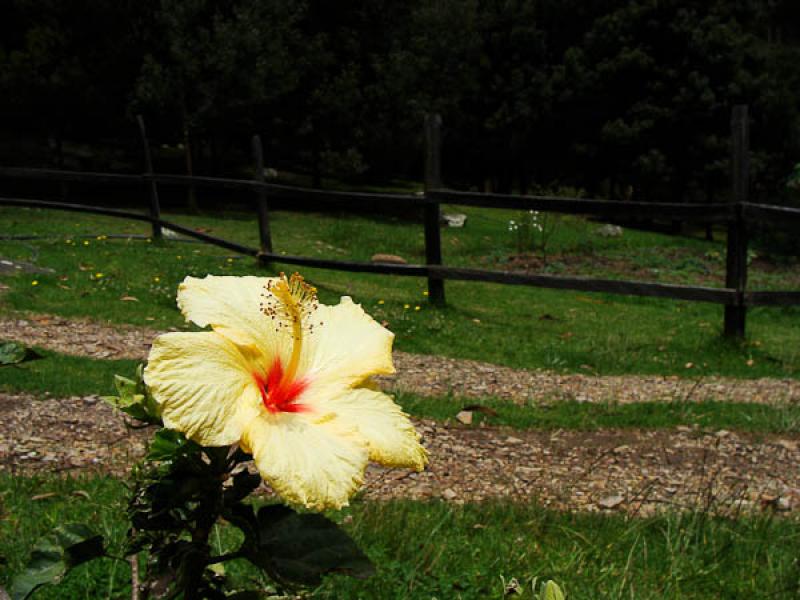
1 105 798 336
426 266 739 305
3 164 798 230
0 166 426 207
3 191 792 308
1 165 752 221
0 194 743 305
741 202 800 232
0 166 141 186
0 197 258 256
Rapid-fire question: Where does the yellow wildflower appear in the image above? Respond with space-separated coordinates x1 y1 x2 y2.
144 274 427 510
31 280 38 286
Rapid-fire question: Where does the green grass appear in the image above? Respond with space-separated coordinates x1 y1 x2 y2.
2 475 799 599
3 351 800 434
396 391 800 434
2 207 799 379
2 206 800 598
0 476 132 599
0 350 136 398
326 499 800 599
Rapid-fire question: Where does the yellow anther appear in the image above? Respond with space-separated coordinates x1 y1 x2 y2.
261 273 320 385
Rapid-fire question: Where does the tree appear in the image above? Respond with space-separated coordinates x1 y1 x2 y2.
133 0 301 205
554 0 788 205
0 0 147 167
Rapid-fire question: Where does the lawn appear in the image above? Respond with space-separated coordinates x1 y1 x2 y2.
1 205 799 378
2 203 800 599
2 475 799 599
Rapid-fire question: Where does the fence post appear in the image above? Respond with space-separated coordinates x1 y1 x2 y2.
724 105 749 337
424 113 445 305
251 135 273 266
136 115 163 241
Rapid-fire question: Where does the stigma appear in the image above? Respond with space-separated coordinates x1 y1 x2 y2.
254 357 309 414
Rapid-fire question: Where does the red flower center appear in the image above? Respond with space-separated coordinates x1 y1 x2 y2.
254 358 309 414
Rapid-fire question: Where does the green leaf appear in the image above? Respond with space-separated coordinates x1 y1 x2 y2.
242 504 374 586
541 580 565 600
9 524 104 600
0 342 41 366
146 429 198 462
101 367 161 424
0 342 26 365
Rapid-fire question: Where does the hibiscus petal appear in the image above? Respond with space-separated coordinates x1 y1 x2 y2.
302 296 395 387
328 387 428 470
241 413 369 510
144 331 262 446
177 275 289 357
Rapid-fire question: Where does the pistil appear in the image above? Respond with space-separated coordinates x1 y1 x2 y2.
258 273 320 413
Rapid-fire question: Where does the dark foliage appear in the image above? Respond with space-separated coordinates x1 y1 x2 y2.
0 0 798 205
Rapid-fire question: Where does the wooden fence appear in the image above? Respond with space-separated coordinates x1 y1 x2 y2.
1 105 799 338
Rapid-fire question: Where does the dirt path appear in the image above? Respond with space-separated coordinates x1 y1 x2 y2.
3 313 800 516
2 391 798 516
3 313 800 405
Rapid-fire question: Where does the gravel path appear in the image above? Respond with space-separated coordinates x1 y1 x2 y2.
3 313 800 516
3 314 800 405
2 391 798 516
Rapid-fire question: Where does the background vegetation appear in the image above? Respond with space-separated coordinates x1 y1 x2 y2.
1 0 799 208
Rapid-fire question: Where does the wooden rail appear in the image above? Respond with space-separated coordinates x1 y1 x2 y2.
0 166 141 185
0 197 257 256
1 105 798 336
0 167 425 206
741 202 800 231
0 195 742 305
0 167 734 218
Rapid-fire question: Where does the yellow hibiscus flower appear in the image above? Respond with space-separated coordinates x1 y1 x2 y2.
143 273 427 510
